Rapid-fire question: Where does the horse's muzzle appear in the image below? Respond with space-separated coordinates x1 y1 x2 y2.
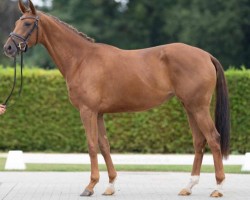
3 40 18 58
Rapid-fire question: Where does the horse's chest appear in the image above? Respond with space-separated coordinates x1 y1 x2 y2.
66 82 83 106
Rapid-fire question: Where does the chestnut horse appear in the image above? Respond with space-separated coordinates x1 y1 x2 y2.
4 0 230 197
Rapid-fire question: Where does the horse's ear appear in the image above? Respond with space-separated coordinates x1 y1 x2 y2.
18 0 27 14
28 0 37 15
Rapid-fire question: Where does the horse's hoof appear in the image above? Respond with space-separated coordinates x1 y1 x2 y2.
210 190 223 198
102 184 115 195
178 188 191 196
80 189 94 196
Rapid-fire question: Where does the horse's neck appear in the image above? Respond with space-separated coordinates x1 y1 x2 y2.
39 14 94 78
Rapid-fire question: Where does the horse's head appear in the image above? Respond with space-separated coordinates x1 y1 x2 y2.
4 0 39 57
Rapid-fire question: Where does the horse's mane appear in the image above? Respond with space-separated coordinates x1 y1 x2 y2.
41 12 95 43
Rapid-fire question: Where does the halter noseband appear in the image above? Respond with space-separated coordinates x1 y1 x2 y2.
9 15 39 52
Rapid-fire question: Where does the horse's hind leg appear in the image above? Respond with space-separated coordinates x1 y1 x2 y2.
191 107 225 197
98 114 117 195
179 110 206 196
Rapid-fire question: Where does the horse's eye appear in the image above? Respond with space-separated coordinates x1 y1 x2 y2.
24 22 31 27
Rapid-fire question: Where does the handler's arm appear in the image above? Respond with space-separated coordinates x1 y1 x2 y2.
0 105 6 115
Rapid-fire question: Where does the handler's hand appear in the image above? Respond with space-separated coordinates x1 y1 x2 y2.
0 104 6 115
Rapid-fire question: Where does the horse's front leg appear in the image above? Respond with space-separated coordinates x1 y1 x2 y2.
80 108 99 196
97 114 117 195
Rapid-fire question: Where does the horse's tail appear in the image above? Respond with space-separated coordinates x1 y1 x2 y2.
211 56 230 159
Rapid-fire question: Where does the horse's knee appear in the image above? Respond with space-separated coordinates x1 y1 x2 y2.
88 144 98 158
99 140 111 157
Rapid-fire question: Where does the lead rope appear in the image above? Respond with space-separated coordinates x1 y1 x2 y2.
3 52 24 107
18 52 24 96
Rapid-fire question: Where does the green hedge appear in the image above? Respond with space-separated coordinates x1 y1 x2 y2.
0 67 249 154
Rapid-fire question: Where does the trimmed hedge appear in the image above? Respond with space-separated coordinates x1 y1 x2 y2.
0 67 249 154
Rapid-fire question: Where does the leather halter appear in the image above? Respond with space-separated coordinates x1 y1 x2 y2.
9 16 39 52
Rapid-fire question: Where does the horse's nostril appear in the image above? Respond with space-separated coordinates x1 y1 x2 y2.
7 45 12 51
3 43 15 57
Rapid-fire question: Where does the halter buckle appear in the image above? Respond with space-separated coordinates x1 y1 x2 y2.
18 42 27 52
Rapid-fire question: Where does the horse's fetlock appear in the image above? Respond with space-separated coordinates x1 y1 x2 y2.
91 176 100 184
216 175 225 184
109 173 117 183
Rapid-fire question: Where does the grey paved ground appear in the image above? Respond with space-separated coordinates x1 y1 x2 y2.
0 172 249 200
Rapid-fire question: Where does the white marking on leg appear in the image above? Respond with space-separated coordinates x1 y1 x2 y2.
103 179 116 195
215 180 224 193
107 182 115 190
185 176 200 193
